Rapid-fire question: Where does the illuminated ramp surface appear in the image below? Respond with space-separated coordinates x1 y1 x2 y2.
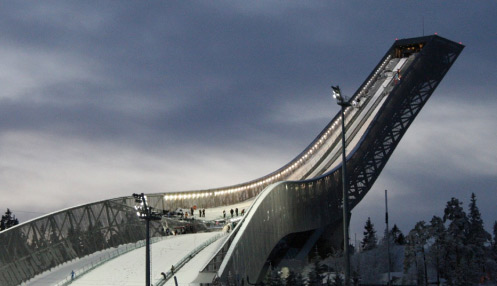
0 35 463 286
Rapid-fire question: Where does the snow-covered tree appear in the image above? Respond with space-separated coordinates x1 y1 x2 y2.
267 269 284 286
443 197 470 285
307 267 320 286
331 273 343 286
361 217 377 251
427 215 446 285
0 208 19 231
307 260 326 286
285 269 301 286
404 221 429 286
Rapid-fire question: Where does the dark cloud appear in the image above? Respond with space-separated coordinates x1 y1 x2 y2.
1 1 496 237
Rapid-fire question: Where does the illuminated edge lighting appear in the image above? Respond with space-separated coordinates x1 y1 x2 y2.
162 56 394 202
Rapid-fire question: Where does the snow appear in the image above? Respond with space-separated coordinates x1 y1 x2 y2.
163 234 227 286
23 243 145 286
71 232 223 286
24 198 255 286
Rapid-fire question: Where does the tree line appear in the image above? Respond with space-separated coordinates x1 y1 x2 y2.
402 193 497 285
256 193 497 285
358 192 497 285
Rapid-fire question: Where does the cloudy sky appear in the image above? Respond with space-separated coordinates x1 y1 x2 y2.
1 1 496 238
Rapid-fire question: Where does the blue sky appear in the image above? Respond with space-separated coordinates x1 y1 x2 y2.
1 1 496 239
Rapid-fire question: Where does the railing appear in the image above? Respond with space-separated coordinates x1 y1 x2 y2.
154 233 225 286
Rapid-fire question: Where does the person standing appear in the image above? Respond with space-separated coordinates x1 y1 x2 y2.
202 209 205 217
230 209 234 218
235 208 238 216
223 210 226 218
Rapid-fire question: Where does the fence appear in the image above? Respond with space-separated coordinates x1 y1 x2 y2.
154 233 226 286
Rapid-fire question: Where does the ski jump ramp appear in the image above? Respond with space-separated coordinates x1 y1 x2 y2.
0 35 463 286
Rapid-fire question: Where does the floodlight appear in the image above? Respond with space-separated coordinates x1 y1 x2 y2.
331 85 342 100
133 193 143 203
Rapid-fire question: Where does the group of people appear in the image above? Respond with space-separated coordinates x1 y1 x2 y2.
174 205 249 222
223 207 245 218
191 207 206 218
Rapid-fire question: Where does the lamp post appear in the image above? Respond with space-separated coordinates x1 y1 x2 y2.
385 190 392 286
332 85 351 286
133 193 162 286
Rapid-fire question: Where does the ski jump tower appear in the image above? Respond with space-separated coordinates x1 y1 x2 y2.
0 35 463 286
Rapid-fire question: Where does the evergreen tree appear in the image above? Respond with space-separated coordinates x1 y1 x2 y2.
490 221 497 282
84 221 106 254
390 224 406 245
467 193 491 282
493 221 497 254
295 273 305 286
361 217 377 251
308 260 326 286
332 274 343 286
307 269 319 286
49 218 61 245
427 216 446 285
325 275 333 286
405 221 429 286
267 269 284 286
285 269 299 286
468 193 490 244
0 208 19 230
443 197 470 285
396 232 406 245
67 225 84 256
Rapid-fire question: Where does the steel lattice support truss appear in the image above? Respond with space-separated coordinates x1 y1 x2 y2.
0 200 163 286
347 36 464 209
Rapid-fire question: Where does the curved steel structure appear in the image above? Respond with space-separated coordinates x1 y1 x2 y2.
201 35 465 284
0 35 463 286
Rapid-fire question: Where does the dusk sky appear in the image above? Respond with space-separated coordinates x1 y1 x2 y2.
1 1 496 239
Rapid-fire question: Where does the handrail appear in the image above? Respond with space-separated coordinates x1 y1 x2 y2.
154 233 225 286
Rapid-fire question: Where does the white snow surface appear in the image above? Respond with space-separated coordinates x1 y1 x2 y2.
163 234 227 286
71 232 223 286
24 243 139 286
25 198 254 286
